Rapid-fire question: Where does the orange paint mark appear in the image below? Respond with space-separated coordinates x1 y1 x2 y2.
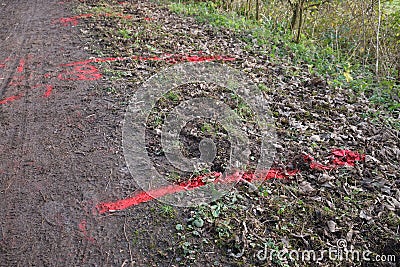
96 149 364 214
303 149 365 170
43 85 54 97
0 94 23 105
0 57 10 68
55 14 93 27
58 64 102 81
96 168 297 214
78 220 95 243
17 58 25 73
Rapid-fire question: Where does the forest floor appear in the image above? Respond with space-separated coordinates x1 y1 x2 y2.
0 0 399 266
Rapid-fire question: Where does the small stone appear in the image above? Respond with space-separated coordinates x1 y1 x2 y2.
359 210 373 220
310 135 321 142
327 220 337 232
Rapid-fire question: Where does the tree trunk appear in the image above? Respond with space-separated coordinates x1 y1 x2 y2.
256 0 259 20
290 2 299 31
295 0 305 43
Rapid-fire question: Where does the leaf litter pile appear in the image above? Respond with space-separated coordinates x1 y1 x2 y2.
74 0 399 266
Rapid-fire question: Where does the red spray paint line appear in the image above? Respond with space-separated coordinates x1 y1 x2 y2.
303 149 365 171
0 57 10 68
78 220 95 243
62 54 236 67
0 94 23 105
43 85 54 98
33 84 54 98
0 53 232 104
58 17 79 27
57 64 102 81
54 14 93 26
17 58 26 73
95 149 365 214
55 13 134 27
94 169 299 214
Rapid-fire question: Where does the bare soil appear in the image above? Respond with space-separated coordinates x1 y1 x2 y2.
0 1 184 266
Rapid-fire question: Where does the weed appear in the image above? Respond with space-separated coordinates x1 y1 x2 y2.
160 205 176 218
167 171 181 182
164 91 180 102
200 122 212 134
118 28 131 39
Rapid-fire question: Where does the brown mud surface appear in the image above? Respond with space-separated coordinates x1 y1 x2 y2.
0 1 185 266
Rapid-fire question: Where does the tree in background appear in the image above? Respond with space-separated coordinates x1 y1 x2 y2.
204 0 399 79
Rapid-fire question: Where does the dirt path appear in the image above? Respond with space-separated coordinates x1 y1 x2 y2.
0 1 167 265
0 0 97 265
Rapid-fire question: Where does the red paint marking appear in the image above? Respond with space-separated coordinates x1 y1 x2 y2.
144 17 154 21
95 168 297 214
96 149 364 214
0 53 231 104
0 94 23 105
59 17 79 26
17 58 25 73
78 220 95 243
0 57 10 68
62 54 235 67
120 14 133 20
304 149 365 171
54 14 93 27
331 149 365 166
34 84 54 97
78 220 86 231
43 85 54 97
58 64 102 81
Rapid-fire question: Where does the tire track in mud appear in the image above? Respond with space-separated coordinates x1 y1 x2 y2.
0 1 59 265
0 1 106 265
0 0 31 98
0 0 37 203
0 0 35 161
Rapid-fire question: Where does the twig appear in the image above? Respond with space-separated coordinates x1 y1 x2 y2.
375 0 381 77
123 218 134 266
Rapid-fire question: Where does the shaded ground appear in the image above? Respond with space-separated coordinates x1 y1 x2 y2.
0 0 399 266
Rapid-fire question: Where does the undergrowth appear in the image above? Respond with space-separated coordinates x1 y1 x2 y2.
168 1 400 115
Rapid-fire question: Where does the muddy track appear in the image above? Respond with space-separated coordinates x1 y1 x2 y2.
0 1 142 265
1 1 83 265
0 0 188 265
